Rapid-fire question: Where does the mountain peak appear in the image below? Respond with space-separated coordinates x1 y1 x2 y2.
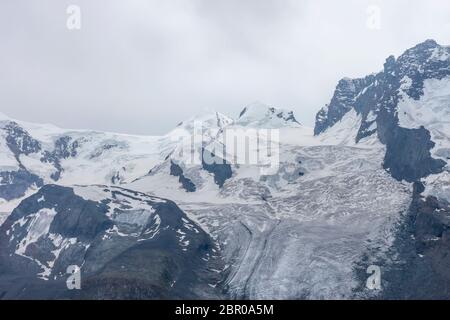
397 40 441 62
237 102 300 128
175 111 233 130
238 102 272 118
315 39 450 136
314 39 450 181
398 39 448 67
413 39 439 50
314 75 375 135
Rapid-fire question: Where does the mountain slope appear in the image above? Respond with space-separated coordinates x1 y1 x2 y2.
0 184 223 299
314 40 450 299
315 40 449 183
128 114 412 298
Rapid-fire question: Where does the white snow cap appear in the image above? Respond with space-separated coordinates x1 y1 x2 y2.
236 102 301 128
175 111 233 132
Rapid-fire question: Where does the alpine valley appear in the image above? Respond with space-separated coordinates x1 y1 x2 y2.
0 40 449 299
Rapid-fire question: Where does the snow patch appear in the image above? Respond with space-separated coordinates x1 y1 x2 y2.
398 76 450 162
15 208 58 255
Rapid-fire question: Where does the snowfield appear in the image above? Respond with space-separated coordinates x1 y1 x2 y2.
398 76 450 163
129 124 412 299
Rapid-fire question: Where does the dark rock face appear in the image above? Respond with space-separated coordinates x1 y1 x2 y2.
379 183 450 299
170 161 196 192
352 183 450 299
0 122 83 201
315 75 375 135
1 120 83 184
0 185 223 299
40 136 80 181
396 39 450 99
0 121 45 200
0 170 44 201
382 126 446 181
375 41 448 181
4 122 41 158
202 148 232 187
314 40 449 182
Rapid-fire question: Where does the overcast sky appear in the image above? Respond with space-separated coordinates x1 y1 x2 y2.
0 0 449 135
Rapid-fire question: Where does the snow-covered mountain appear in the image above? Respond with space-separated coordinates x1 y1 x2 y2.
314 40 450 298
0 104 305 220
236 102 301 128
315 39 449 183
0 40 449 299
0 184 222 299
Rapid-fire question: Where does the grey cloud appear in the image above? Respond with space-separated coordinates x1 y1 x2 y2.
0 0 449 134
